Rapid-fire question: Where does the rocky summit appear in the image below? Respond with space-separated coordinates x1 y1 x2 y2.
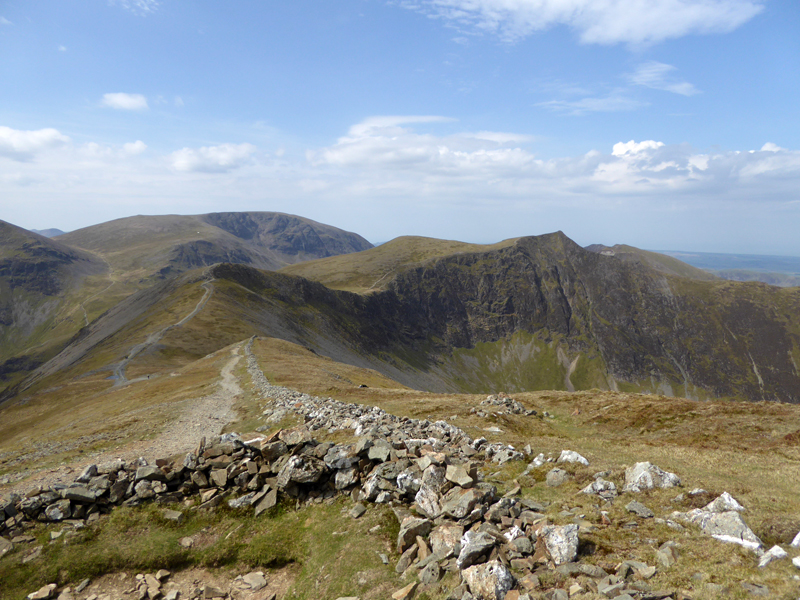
2 337 798 600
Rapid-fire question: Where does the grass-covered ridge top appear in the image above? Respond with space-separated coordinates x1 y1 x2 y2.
280 234 520 293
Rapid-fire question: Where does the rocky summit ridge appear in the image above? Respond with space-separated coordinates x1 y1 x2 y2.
3 338 799 600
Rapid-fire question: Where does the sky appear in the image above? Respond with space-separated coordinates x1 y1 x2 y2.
1 0 799 254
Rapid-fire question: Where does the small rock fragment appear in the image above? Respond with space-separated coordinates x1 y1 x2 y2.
757 545 788 568
391 582 418 600
625 500 654 518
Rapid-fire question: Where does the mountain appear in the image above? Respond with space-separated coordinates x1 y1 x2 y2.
57 212 373 283
29 228 66 238
0 221 106 389
0 212 372 395
10 231 800 406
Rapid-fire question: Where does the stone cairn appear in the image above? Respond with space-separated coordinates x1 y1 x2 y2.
2 338 796 600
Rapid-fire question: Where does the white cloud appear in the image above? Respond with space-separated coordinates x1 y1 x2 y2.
0 16 12 25
466 131 534 143
58 45 67 52
123 141 147 155
612 140 665 157
402 0 764 45
169 143 257 173
308 116 534 171
174 96 184 107
761 142 784 152
3 117 800 255
0 126 70 161
101 93 149 111
629 61 700 95
538 92 646 115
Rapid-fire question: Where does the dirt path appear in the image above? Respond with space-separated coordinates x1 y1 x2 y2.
2 343 243 495
113 279 214 386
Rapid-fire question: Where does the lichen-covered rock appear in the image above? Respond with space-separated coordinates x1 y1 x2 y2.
457 530 496 569
440 487 484 519
276 455 327 488
558 450 589 466
546 468 570 488
678 509 763 550
334 467 359 490
623 462 680 493
430 523 464 558
540 524 579 565
461 560 515 600
44 499 71 521
704 492 745 513
757 545 786 568
580 478 617 499
324 444 359 470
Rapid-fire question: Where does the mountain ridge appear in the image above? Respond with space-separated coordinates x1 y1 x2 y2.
9 231 799 406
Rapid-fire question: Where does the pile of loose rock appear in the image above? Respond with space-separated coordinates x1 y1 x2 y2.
471 394 536 418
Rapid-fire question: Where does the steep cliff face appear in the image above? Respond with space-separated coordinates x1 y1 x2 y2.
380 233 800 401
212 232 800 402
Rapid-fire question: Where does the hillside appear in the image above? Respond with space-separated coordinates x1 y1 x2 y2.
3 232 800 598
281 235 519 293
58 211 373 283
9 232 799 409
0 213 372 394
584 244 720 281
2 335 800 600
0 221 107 390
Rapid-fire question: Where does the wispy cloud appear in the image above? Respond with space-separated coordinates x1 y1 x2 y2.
629 61 700 96
346 115 456 137
538 91 646 115
58 45 67 52
0 126 70 161
101 93 149 111
400 0 765 46
169 143 257 173
109 0 159 16
0 16 12 26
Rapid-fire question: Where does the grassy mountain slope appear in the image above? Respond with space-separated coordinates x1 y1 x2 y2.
3 334 800 599
585 243 720 281
0 213 373 393
58 211 373 284
280 235 517 293
0 221 107 391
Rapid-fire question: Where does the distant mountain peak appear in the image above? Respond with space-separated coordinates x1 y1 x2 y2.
29 228 66 238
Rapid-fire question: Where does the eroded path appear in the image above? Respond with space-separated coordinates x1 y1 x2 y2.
3 343 243 495
113 279 214 386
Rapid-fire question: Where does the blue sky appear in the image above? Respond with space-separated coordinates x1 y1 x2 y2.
1 0 799 254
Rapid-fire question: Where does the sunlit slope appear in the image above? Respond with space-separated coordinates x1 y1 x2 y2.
0 212 372 393
280 235 518 293
585 243 720 281
58 211 373 285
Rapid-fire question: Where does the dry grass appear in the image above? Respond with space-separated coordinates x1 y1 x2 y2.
280 235 518 293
